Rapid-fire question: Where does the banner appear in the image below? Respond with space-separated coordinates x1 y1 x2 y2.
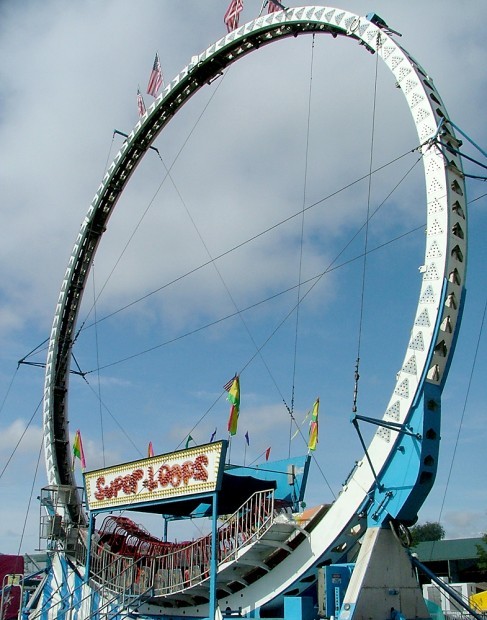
84 441 226 511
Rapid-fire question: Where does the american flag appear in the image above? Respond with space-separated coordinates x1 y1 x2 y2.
137 89 146 117
267 0 281 13
223 374 237 392
147 53 163 97
224 0 244 33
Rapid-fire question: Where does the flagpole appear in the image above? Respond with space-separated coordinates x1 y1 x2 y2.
247 448 270 466
243 441 247 466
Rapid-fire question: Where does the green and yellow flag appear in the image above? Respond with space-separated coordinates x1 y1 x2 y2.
72 429 86 470
226 375 240 436
308 398 319 451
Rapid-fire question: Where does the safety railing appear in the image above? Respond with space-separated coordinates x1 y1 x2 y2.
85 488 276 598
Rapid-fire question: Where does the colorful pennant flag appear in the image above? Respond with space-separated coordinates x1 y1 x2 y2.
245 431 250 446
265 446 271 461
291 407 313 440
210 427 217 442
137 88 146 117
226 375 240 436
308 398 319 451
185 434 194 449
148 441 154 458
72 430 86 471
224 0 244 33
147 53 163 97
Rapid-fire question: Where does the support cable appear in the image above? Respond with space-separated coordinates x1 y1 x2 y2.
351 34 381 479
16 154 423 501
149 114 294 425
87 222 422 375
102 131 116 176
18 146 419 368
352 33 380 417
0 365 19 420
0 397 43 481
16 436 44 556
86 156 424 376
436 288 487 526
15 151 424 493
91 265 106 468
289 33 316 457
79 147 417 334
74 73 229 341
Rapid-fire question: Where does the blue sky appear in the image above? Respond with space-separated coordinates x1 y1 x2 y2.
0 1 486 555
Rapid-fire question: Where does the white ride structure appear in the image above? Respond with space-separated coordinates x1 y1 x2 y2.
36 6 467 620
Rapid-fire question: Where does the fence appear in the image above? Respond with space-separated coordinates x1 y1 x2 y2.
83 488 276 599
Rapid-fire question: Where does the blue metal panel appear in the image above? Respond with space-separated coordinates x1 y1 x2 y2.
324 565 354 617
226 455 311 510
367 381 442 527
283 595 315 620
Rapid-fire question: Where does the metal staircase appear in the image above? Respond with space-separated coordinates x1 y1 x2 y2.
82 491 326 609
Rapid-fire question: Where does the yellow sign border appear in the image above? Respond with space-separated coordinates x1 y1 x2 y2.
84 441 226 511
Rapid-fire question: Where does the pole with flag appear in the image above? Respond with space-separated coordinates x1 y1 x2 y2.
148 441 154 458
137 88 146 117
185 435 195 449
225 375 240 436
224 0 244 33
265 446 271 461
147 53 163 97
267 0 282 13
72 430 86 471
308 398 319 452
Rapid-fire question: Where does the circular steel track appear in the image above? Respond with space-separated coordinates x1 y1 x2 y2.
42 6 467 614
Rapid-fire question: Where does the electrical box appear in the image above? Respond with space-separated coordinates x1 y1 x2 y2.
318 563 354 617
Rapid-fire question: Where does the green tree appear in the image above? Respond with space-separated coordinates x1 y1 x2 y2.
410 521 445 546
476 533 487 571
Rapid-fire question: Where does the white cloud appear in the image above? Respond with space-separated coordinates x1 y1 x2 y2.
0 1 486 555
443 510 487 539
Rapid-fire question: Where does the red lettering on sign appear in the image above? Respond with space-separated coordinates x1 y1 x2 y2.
158 465 170 487
181 461 194 485
194 455 209 481
92 452 213 502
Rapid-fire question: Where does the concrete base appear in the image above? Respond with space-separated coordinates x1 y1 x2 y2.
338 526 430 620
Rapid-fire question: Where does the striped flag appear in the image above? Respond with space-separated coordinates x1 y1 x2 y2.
265 446 271 461
267 0 281 13
148 441 154 457
147 53 163 97
72 430 86 471
226 375 240 436
308 398 319 451
137 89 146 117
224 0 243 33
223 376 236 392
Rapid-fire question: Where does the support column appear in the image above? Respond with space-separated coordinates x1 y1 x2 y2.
209 492 218 620
338 526 430 619
84 513 95 584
